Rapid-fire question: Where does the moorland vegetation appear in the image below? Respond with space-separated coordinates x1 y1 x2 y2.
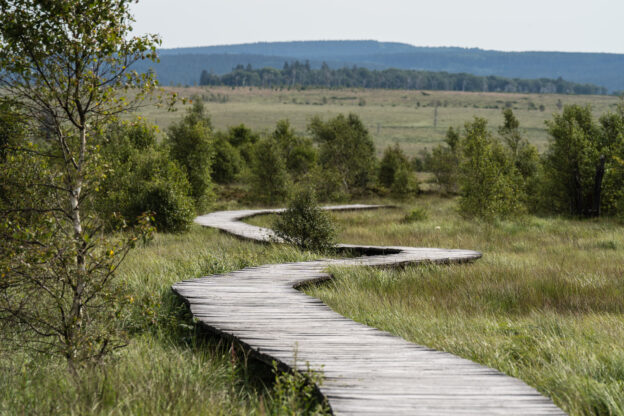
1 1 623 415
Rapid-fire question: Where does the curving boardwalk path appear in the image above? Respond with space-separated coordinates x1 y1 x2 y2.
172 206 565 415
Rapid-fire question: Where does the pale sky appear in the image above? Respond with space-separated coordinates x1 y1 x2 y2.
130 0 624 54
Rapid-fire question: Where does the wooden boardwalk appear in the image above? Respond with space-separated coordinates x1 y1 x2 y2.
172 206 565 415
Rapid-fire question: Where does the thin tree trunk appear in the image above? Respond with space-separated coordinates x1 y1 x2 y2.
68 126 87 359
573 168 583 216
591 154 606 217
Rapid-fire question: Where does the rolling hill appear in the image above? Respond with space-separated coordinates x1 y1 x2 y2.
137 40 624 92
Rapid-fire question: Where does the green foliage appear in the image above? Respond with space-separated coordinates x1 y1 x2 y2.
249 138 291 204
125 152 195 233
211 133 243 184
423 127 461 194
390 166 419 199
226 123 259 163
309 113 376 195
402 206 428 223
600 106 624 218
541 105 619 217
199 59 608 95
0 0 159 370
0 99 25 161
272 119 318 177
378 144 410 188
167 101 215 210
459 118 525 219
270 361 329 415
99 120 195 233
378 144 418 198
273 189 336 252
0 141 153 368
498 109 540 208
307 165 347 202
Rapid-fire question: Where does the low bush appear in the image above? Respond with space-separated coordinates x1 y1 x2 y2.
98 120 195 232
403 206 428 223
273 189 336 252
248 138 291 204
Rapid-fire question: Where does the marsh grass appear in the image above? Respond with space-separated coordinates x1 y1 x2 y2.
138 86 620 156
4 199 623 415
0 226 329 415
303 196 624 415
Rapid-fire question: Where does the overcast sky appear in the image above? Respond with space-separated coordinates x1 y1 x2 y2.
130 0 623 53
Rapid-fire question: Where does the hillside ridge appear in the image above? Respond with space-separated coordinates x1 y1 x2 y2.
135 40 624 92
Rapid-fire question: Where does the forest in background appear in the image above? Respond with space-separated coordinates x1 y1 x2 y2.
134 40 624 92
199 61 607 95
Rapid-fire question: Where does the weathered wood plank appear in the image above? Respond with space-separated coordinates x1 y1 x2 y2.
172 206 566 415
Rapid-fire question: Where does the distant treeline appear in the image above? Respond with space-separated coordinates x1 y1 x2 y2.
199 61 608 95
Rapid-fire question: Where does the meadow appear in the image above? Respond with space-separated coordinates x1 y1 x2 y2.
246 197 624 415
3 194 623 415
0 227 329 415
140 86 621 155
5 83 623 415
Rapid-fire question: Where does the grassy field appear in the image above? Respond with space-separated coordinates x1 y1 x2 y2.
289 197 623 416
139 86 621 156
4 198 623 415
0 227 329 415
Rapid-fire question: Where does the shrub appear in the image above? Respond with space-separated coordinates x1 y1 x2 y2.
309 113 376 195
498 109 540 207
273 188 336 252
124 152 195 232
166 101 214 210
391 166 419 199
423 127 461 194
269 361 329 415
249 138 291 204
272 119 318 177
225 123 259 163
459 118 525 219
307 165 347 202
378 144 410 189
211 134 242 184
98 120 195 232
403 207 428 223
541 105 608 217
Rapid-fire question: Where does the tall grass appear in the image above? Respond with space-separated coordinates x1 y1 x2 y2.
304 197 624 415
4 199 623 414
138 86 620 156
0 226 329 415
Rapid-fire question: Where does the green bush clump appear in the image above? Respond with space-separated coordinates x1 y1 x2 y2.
166 101 214 210
98 119 195 233
270 360 329 415
309 113 376 195
422 127 461 194
211 134 242 184
248 137 291 204
403 206 428 223
378 144 410 188
125 152 195 233
459 117 526 219
273 189 336 252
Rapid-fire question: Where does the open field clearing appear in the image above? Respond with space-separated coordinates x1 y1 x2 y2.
3 196 623 414
301 197 624 416
139 86 621 155
247 196 624 415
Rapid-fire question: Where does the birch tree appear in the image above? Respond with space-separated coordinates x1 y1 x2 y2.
0 0 159 373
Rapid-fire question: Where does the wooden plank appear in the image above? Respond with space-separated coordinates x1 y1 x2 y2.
172 206 566 415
